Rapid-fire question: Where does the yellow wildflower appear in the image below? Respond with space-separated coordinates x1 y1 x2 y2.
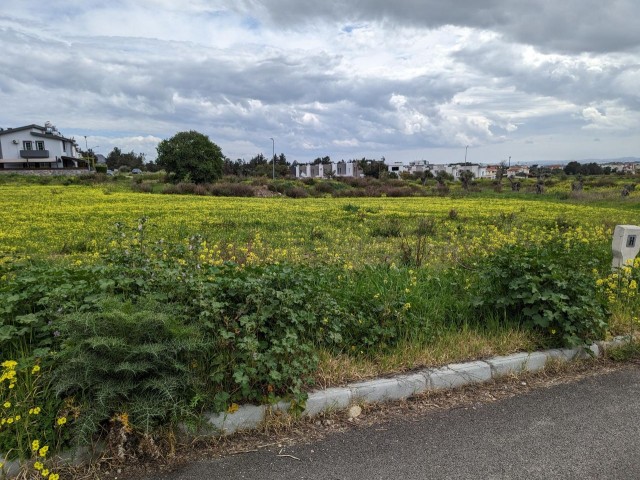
32 365 41 374
39 445 49 457
32 440 40 451
34 461 43 470
56 417 67 426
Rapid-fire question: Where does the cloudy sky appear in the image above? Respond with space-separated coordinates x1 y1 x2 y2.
1 1 639 164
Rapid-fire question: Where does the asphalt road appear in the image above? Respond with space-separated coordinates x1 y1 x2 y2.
145 367 640 480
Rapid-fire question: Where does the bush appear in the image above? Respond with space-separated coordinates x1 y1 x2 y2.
131 182 154 193
175 182 198 194
284 186 308 198
474 241 609 346
209 182 255 197
313 182 335 195
194 264 342 410
53 298 204 441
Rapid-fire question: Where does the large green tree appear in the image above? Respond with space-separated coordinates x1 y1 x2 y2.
156 131 223 183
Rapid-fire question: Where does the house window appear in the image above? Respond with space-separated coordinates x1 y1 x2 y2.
62 141 67 152
23 141 33 150
35 141 45 150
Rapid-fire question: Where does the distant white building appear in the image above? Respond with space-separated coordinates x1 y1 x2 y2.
605 162 637 174
0 122 82 170
387 161 406 174
506 165 530 177
406 160 430 175
432 163 487 179
295 160 362 178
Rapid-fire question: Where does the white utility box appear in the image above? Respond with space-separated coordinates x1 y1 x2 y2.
612 225 640 270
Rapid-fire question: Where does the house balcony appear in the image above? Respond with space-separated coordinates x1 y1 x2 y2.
20 150 50 159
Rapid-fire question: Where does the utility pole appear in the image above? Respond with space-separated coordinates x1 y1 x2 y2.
270 137 275 179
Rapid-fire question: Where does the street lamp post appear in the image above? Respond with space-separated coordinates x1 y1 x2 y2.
270 137 275 179
464 145 469 163
88 145 99 171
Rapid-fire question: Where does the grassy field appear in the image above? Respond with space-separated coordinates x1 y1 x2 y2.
1 184 636 266
3 181 636 375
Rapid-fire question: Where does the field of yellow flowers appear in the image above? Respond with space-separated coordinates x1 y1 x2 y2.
0 184 634 266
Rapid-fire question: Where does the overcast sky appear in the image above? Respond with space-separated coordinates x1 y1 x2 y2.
1 1 639 164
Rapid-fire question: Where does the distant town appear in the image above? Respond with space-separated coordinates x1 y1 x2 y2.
293 158 639 180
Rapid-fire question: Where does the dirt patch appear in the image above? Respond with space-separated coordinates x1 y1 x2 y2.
253 186 280 198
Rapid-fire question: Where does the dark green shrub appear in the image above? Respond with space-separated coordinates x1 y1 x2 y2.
474 241 609 346
53 298 204 440
194 264 343 410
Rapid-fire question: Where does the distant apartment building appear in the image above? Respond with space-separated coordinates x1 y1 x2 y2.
294 160 362 178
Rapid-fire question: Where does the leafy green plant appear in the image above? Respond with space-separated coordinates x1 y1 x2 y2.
194 264 343 411
474 241 609 346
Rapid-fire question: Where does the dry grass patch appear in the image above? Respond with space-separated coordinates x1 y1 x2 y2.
314 325 540 388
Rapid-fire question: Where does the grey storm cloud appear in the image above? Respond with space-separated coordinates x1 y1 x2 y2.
237 0 640 54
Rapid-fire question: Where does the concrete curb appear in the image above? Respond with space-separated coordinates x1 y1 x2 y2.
207 337 630 435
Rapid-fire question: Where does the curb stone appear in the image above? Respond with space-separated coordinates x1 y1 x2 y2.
428 361 492 390
303 387 352 417
205 338 629 436
350 373 429 403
